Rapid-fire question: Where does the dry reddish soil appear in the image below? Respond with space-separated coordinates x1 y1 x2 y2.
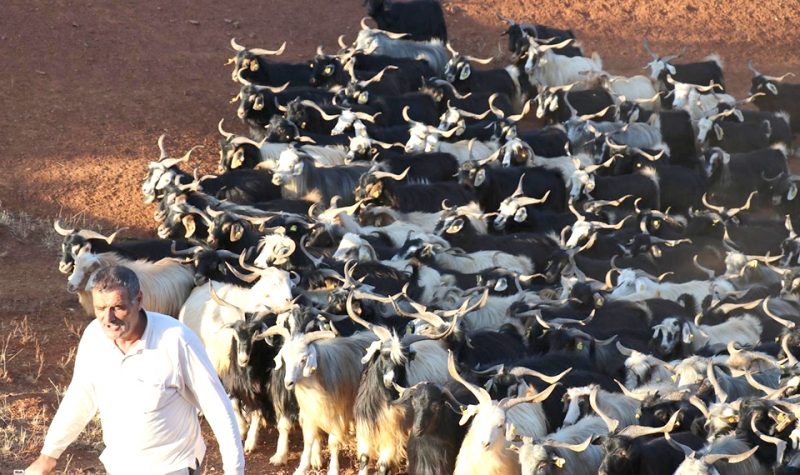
1 0 799 473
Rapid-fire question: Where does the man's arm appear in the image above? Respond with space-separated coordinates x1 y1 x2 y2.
179 335 245 475
27 328 99 473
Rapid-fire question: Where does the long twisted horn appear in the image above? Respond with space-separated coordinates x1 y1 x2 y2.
590 386 619 432
748 60 761 77
448 351 491 405
642 37 659 61
495 9 516 25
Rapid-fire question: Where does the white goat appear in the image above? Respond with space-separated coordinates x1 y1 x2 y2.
525 38 603 88
67 245 194 317
518 415 607 475
448 352 556 475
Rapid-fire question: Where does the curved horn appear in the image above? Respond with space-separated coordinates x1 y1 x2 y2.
590 386 619 432
508 367 572 385
727 191 757 217
616 341 634 356
157 133 169 160
707 361 728 403
249 42 287 56
54 219 75 236
689 395 710 419
218 119 234 139
208 280 244 316
642 37 659 61
693 255 716 279
665 433 695 458
447 351 491 405
782 334 799 367
507 100 533 123
748 60 761 77
543 436 594 452
615 380 652 402
750 413 786 465
701 447 759 466
701 194 725 213
495 9 516 25
762 298 796 329
346 292 392 341
464 53 495 65
300 100 341 121
360 16 371 30
372 167 409 182
230 37 246 52
619 410 681 439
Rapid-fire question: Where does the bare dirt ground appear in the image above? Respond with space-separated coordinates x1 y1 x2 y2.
1 0 798 472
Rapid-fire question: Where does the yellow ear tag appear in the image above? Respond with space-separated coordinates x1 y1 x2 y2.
576 341 584 351
554 458 566 468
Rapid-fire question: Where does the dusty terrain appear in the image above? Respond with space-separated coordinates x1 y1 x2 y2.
1 0 798 473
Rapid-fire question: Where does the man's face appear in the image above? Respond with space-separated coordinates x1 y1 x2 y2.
93 286 143 342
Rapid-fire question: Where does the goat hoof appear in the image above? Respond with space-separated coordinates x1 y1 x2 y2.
269 452 288 465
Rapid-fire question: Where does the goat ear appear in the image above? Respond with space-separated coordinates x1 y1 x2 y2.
767 83 779 95
274 353 283 370
713 124 724 141
358 246 372 262
788 184 798 201
182 215 196 238
302 346 318 377
681 323 693 344
460 63 472 80
230 223 244 242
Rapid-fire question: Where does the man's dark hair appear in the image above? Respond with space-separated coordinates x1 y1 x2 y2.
90 266 141 302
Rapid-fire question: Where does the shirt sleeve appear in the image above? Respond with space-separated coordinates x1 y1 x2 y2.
41 327 99 459
178 333 245 475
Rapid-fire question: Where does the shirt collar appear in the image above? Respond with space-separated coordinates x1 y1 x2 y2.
110 309 152 356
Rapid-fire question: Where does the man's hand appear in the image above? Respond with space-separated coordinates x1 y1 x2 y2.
24 454 58 475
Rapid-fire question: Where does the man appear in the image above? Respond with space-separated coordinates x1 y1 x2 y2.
25 266 245 475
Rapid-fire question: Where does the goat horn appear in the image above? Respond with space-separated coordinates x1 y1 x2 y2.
346 292 392 341
208 280 244 316
249 42 287 56
693 255 715 279
495 9 516 25
448 351 491 405
701 446 758 466
218 119 233 139
230 37 246 51
747 60 761 76
782 334 799 367
502 382 559 410
619 410 681 439
157 133 169 160
372 167 409 182
54 219 75 236
464 53 494 65
590 386 619 432
509 367 572 385
300 100 341 121
544 436 594 452
706 361 728 403
642 36 658 61
751 413 786 465
615 380 651 401
727 191 757 217
701 193 725 213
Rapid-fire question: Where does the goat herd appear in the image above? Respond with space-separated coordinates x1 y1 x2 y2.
50 0 800 474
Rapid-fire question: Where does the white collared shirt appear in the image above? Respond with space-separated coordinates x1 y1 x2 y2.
41 311 245 475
